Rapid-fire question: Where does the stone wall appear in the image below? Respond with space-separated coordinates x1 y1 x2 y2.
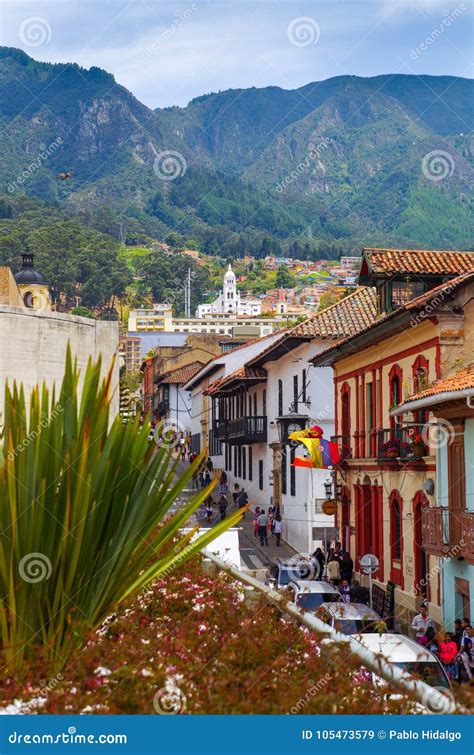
0 305 119 418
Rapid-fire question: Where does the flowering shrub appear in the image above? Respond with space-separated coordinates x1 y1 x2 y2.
3 556 469 715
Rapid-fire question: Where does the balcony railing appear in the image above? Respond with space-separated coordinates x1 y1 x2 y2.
376 425 428 461
422 507 474 560
330 435 351 461
214 416 267 444
157 400 169 416
421 507 448 555
461 511 474 562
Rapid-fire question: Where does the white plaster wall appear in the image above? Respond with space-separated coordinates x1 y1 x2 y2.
167 384 193 435
0 305 119 418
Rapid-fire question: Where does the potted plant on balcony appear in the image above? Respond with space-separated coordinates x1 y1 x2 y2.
381 438 399 458
410 430 425 458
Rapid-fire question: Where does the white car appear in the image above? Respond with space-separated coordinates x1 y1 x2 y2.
286 580 341 611
352 633 451 691
318 602 386 635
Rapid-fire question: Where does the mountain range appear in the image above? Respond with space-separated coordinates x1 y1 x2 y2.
0 46 472 255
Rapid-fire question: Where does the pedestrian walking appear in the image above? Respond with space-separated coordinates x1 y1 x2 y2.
310 547 325 580
206 457 214 472
411 604 435 643
456 639 474 682
218 494 228 521
340 551 353 582
232 483 241 509
273 514 282 546
268 506 274 536
204 496 214 525
257 509 268 546
219 471 228 497
237 487 249 517
253 507 261 538
439 632 458 679
204 468 212 487
326 556 340 585
340 578 351 603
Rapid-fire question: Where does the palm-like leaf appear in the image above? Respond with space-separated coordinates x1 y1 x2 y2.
0 347 242 672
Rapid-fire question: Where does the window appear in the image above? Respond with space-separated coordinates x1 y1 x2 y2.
234 446 237 475
391 281 425 309
238 446 242 478
258 460 264 490
263 390 267 416
278 380 283 416
242 446 246 479
391 499 401 560
248 447 253 481
253 394 257 415
290 447 296 496
281 445 287 495
301 369 307 404
293 375 298 411
341 383 351 446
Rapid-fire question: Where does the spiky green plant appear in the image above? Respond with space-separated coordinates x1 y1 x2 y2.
0 348 243 673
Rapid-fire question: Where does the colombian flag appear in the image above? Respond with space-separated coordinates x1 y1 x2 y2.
288 426 340 468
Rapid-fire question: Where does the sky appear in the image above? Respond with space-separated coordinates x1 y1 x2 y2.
0 0 472 109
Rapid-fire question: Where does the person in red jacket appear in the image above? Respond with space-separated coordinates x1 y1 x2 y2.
438 631 458 679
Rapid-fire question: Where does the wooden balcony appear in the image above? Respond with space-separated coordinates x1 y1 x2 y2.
376 425 428 463
461 511 474 562
422 507 473 560
214 416 267 445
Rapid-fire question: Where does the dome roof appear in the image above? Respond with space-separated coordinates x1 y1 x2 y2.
14 251 47 286
224 263 236 280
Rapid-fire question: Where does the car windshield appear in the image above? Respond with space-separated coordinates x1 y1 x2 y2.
394 661 450 689
280 565 312 585
297 592 340 610
335 619 386 635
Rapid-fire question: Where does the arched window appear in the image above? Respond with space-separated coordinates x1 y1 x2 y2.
340 382 351 456
389 490 404 587
388 364 403 429
412 356 429 427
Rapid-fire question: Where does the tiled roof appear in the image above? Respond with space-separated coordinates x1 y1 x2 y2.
404 365 474 403
159 361 204 385
311 272 474 366
247 287 378 367
361 248 474 276
292 286 377 338
205 366 267 395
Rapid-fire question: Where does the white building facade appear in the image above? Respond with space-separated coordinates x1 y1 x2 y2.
197 265 262 318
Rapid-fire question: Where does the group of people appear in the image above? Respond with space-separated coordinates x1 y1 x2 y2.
203 473 250 524
252 506 282 546
411 607 474 683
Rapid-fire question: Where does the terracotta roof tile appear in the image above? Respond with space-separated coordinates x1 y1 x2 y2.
311 272 474 365
158 361 204 384
404 365 474 403
205 366 267 395
361 248 474 277
292 286 377 338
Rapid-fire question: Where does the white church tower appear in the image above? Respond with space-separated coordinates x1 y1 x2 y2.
196 263 262 318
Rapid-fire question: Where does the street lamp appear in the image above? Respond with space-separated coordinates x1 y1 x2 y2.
324 478 333 500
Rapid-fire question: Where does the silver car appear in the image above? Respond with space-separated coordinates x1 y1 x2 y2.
318 601 386 635
286 580 341 611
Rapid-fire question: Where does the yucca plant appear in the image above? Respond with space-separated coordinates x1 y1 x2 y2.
0 347 243 673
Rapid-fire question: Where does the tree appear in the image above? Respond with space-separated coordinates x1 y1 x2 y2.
275 265 293 288
70 306 95 319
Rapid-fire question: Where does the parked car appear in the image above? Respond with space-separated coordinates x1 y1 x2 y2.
286 580 341 611
264 558 312 590
352 633 451 690
318 602 386 635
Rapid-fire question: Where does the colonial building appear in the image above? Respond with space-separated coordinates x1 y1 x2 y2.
311 249 474 629
197 264 261 317
185 286 378 554
14 250 52 311
393 362 474 626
